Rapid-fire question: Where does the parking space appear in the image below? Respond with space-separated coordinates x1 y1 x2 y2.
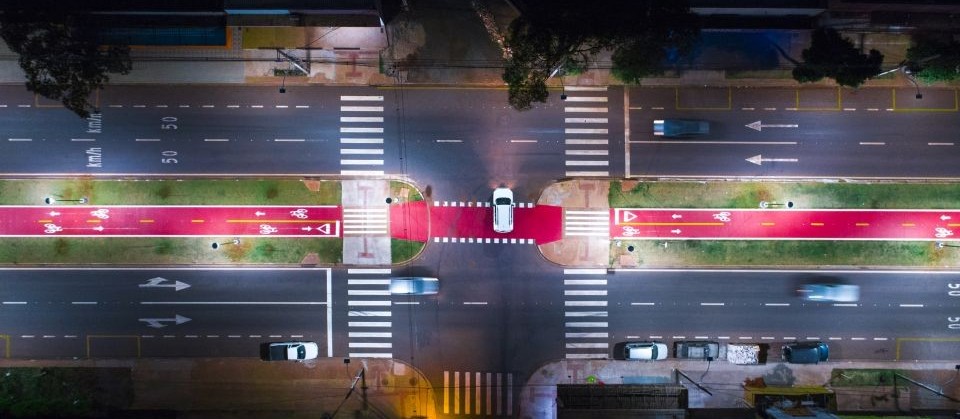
893 88 958 111
732 87 796 110
796 88 841 111
628 87 675 110
839 87 892 111
677 87 731 110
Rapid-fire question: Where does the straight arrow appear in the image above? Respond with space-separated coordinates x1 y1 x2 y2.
138 314 191 329
746 121 799 132
746 154 799 166
139 277 191 291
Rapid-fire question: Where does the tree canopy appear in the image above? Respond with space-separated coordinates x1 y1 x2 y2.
792 27 883 88
502 0 699 110
0 8 131 118
907 34 960 83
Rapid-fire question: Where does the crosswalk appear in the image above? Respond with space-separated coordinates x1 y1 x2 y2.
563 86 610 177
442 370 514 416
563 269 609 359
433 201 536 208
342 208 388 235
340 95 385 176
564 209 609 237
346 268 394 358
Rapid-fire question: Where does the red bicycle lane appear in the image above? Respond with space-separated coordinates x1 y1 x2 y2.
390 201 564 244
611 208 960 240
0 206 341 237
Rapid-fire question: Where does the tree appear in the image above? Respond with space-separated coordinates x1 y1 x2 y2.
792 27 883 88
907 34 960 83
0 8 131 118
502 0 699 110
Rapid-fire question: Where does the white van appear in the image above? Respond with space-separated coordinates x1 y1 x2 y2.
492 187 514 233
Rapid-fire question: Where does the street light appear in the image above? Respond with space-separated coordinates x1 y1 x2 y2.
937 242 960 249
45 196 87 204
211 238 241 250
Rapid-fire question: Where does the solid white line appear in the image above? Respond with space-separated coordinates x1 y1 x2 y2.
341 127 384 133
565 161 608 166
565 128 608 134
565 311 607 317
341 96 384 101
565 171 609 176
340 116 384 123
348 321 392 327
274 138 305 142
347 311 392 317
564 86 607 91
566 139 608 145
564 268 607 274
341 159 384 165
566 150 609 156
565 332 608 338
565 118 608 124
341 106 384 112
349 332 392 338
349 268 392 274
564 290 607 296
340 149 384 155
564 279 607 285
340 138 383 144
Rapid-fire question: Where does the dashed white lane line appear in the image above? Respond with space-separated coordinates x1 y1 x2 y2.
136 138 161 142
899 303 924 307
71 301 97 304
463 302 489 305
274 138 305 142
859 142 885 145
16 105 30 108
700 302 724 306
8 138 31 142
510 139 538 143
844 108 856 111
930 142 954 146
202 105 214 108
631 302 656 306
275 105 289 109
204 138 230 142
251 105 263 108
295 105 310 109
764 303 790 306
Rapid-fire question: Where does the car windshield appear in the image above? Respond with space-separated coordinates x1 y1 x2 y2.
296 345 305 358
495 197 511 205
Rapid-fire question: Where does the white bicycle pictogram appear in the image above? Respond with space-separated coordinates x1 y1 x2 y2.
260 224 279 235
289 208 309 219
713 212 731 222
935 227 954 238
621 226 641 237
43 223 62 234
90 208 110 219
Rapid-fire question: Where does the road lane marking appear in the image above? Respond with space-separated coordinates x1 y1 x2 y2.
630 302 655 306
564 290 607 296
71 138 95 142
437 139 463 143
565 128 608 134
274 138 305 142
510 139 537 143
565 107 608 113
564 301 607 306
566 139 608 145
565 311 608 316
340 138 383 144
565 332 608 338
834 303 859 307
463 302 488 305
564 268 607 274
632 140 796 145
340 127 384 133
565 86 607 91
349 332 392 338
341 159 384 165
565 117 608 123
341 106 383 112
565 322 608 327
700 302 724 306
565 161 608 166
930 142 954 146
341 96 384 101
340 149 384 154
565 150 608 156
565 171 609 176
204 139 230 142
761 222 775 226
71 302 97 304
139 219 154 223
140 301 326 305
2 302 27 304
859 142 885 145
564 279 607 285
275 105 288 109
340 116 383 123
764 303 790 306
810 222 824 226
136 138 161 142
901 223 916 227
856 223 869 226
8 138 31 142
563 97 607 102
899 304 924 307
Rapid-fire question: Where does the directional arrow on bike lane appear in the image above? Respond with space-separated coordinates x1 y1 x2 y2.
612 209 734 238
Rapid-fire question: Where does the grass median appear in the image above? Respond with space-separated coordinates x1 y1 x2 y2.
0 178 342 265
610 180 960 267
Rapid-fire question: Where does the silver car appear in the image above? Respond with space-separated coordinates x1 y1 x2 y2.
389 277 439 295
799 283 860 302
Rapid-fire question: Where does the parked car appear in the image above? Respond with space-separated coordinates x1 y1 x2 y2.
492 187 515 233
260 341 319 361
618 342 669 360
653 119 710 138
674 341 720 360
782 341 829 364
798 283 860 302
389 277 439 295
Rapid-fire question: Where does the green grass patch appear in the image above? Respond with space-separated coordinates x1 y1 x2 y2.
610 180 960 209
391 238 425 264
0 367 132 417
0 178 340 205
390 180 424 202
830 369 906 388
612 240 948 267
0 237 341 265
726 69 795 79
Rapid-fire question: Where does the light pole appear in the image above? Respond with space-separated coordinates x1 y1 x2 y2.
45 196 87 204
211 238 241 250
937 242 960 249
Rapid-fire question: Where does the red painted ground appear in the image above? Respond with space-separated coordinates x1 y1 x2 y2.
0 206 341 237
612 208 960 241
390 202 564 244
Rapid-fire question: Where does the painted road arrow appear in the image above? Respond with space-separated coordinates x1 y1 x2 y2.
139 314 191 329
672 214 682 219
746 154 799 166
138 277 191 291
746 120 799 132
942 215 952 221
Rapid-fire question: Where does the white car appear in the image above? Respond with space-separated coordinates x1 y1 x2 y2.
492 187 515 233
798 283 860 302
623 342 669 360
261 341 319 361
